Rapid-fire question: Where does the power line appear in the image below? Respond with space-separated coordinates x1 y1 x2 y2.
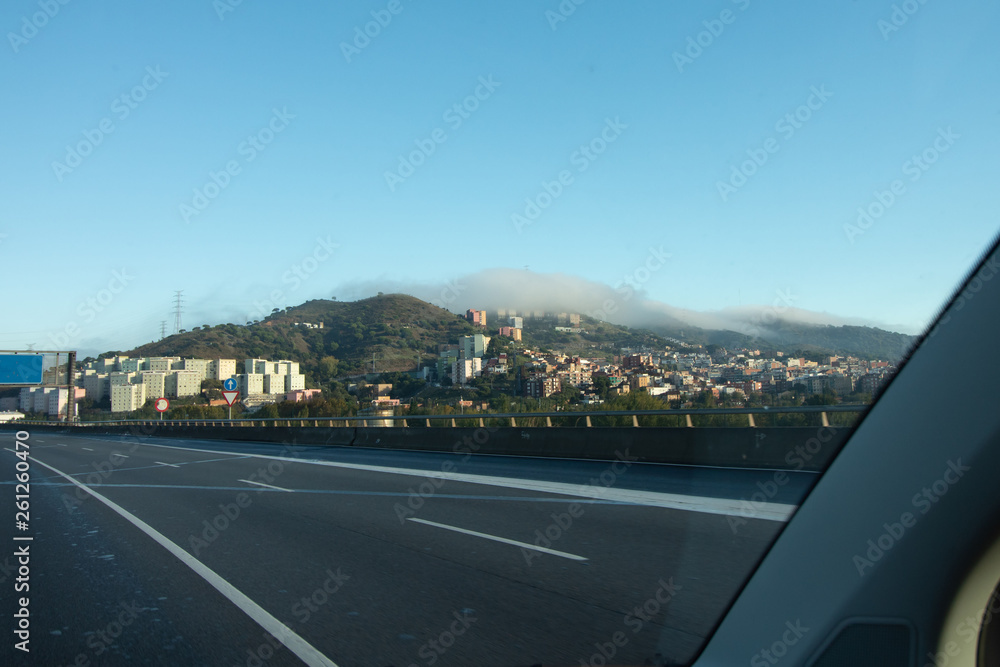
172 291 184 334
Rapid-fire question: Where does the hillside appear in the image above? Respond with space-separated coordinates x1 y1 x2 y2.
123 294 482 382
107 295 915 392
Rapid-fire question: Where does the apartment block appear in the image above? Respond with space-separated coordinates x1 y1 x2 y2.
139 371 167 399
263 374 286 394
451 358 482 386
111 383 147 413
165 370 200 398
285 374 305 392
459 334 490 359
466 309 487 327
239 374 265 396
208 359 237 381
83 373 111 401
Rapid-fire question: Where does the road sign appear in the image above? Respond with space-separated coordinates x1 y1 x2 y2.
222 391 239 407
223 377 237 391
0 354 43 385
155 398 169 412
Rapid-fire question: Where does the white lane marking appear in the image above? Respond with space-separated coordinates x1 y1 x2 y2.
27 455 339 667
82 448 94 451
55 436 796 521
408 518 588 562
115 454 129 458
57 444 67 447
239 479 293 492
155 461 180 468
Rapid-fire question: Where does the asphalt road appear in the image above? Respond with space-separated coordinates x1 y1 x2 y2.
0 429 816 666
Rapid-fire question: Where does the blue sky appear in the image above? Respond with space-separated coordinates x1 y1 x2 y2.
1 0 998 357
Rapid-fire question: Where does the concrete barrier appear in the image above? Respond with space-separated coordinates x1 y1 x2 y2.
2 423 852 471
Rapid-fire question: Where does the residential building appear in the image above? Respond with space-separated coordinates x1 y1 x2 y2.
208 359 237 381
459 334 490 359
525 375 562 398
165 370 200 398
452 358 482 385
111 383 147 413
239 373 265 396
466 309 487 327
498 326 522 341
139 371 167 400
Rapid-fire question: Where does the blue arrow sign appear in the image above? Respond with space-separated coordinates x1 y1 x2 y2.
224 377 237 391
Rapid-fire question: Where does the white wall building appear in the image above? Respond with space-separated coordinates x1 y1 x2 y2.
111 383 146 413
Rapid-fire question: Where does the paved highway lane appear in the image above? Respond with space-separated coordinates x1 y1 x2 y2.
2 431 813 666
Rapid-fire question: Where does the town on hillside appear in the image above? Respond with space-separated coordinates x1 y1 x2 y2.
0 307 897 423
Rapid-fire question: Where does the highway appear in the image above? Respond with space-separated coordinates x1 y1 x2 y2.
1 430 816 666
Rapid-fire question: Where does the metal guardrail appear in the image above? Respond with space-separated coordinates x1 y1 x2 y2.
7 405 866 429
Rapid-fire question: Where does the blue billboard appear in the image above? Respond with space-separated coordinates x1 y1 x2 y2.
0 354 44 385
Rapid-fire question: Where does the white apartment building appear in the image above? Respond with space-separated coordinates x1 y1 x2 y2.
139 371 167 399
110 372 136 386
111 383 147 413
285 374 305 392
452 358 482 385
83 373 111 401
245 359 270 375
240 373 265 396
165 370 200 398
33 388 52 413
209 359 236 381
263 374 286 394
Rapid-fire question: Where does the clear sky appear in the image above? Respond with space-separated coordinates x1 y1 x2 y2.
1 0 998 357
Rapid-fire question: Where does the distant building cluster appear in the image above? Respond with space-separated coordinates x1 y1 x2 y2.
14 387 86 420
73 355 308 413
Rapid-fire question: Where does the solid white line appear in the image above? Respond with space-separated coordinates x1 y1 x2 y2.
155 461 180 468
27 455 338 667
82 448 94 451
56 436 796 520
408 518 588 561
115 454 129 458
238 479 293 492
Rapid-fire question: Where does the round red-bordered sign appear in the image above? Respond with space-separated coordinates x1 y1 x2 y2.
155 398 170 412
